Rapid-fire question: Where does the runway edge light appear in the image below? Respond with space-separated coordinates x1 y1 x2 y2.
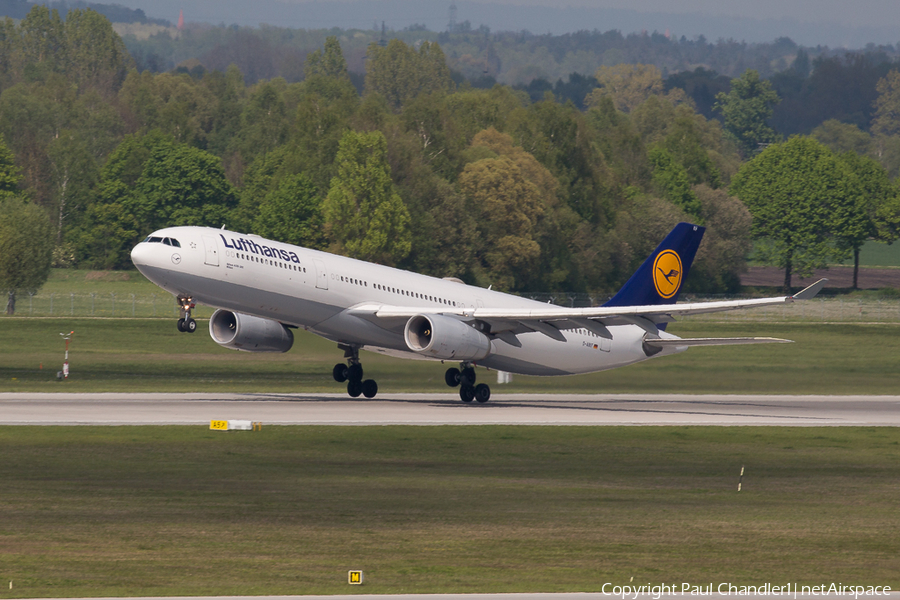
348 570 364 585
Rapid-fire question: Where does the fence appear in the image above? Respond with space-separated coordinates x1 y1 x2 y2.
9 291 900 323
14 292 216 319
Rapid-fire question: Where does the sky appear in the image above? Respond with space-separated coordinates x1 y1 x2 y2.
117 0 900 47
484 0 900 30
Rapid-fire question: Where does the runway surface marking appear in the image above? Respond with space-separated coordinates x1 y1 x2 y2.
3 393 899 426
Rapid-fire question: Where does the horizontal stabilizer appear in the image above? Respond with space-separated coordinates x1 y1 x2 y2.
644 337 793 347
791 278 828 300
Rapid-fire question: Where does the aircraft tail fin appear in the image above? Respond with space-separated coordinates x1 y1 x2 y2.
603 222 705 308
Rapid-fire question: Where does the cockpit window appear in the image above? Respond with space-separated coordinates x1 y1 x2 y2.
142 236 180 247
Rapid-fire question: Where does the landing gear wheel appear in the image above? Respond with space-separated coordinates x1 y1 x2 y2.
460 367 476 387
362 379 378 399
445 367 461 387
333 363 349 383
474 383 491 403
347 380 362 398
177 296 195 333
459 385 475 403
347 363 363 383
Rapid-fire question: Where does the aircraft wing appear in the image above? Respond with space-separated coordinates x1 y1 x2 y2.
351 279 827 341
349 279 828 346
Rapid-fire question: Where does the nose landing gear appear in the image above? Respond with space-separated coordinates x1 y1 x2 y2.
445 363 490 403
333 344 378 398
176 296 197 333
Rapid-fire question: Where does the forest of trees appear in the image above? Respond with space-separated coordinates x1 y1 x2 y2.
2 5 900 311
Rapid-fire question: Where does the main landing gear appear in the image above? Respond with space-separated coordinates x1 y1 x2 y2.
444 363 490 403
176 295 197 333
332 344 378 399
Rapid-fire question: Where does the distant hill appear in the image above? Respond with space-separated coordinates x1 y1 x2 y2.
36 0 900 48
0 0 169 25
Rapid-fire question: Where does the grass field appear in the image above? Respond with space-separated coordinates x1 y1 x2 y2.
0 426 897 597
749 239 900 268
1 318 899 394
837 240 900 268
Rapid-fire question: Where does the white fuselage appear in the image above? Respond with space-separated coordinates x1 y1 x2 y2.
131 226 685 376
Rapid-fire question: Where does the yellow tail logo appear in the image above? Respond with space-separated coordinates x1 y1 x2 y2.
652 250 683 299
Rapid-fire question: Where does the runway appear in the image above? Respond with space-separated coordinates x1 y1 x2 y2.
2 392 899 426
16 594 900 600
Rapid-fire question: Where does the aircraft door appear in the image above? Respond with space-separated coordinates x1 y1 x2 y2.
314 259 328 290
202 235 219 266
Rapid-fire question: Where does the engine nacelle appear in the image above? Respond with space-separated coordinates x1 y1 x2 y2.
209 309 294 353
404 314 491 361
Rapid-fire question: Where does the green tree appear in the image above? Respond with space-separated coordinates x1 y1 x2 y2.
128 137 237 231
871 70 900 169
63 9 131 93
730 137 863 293
648 147 702 219
323 129 411 265
0 78 76 206
714 69 781 158
304 36 349 81
17 5 65 78
47 130 99 245
0 132 21 197
401 92 465 180
202 65 246 158
0 17 18 83
290 72 359 191
238 79 289 159
364 39 453 111
654 106 724 188
871 70 900 138
586 63 667 113
0 197 53 314
508 97 612 226
812 119 872 156
835 151 900 288
458 129 558 291
585 95 647 190
83 131 237 268
118 71 217 147
254 173 326 249
444 86 524 143
688 185 752 293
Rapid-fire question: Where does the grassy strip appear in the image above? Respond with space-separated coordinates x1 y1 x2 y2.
1 318 899 394
0 426 897 597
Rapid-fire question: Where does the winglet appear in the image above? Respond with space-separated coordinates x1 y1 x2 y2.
791 278 828 300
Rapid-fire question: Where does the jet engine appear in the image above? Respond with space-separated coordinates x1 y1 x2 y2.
404 314 491 361
209 309 294 352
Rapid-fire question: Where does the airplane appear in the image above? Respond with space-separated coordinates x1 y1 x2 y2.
130 222 826 403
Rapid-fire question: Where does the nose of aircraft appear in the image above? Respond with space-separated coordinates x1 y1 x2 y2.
130 239 153 270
